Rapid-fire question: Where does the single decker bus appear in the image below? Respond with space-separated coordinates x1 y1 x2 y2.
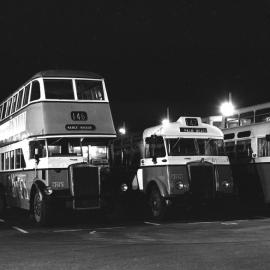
110 116 234 220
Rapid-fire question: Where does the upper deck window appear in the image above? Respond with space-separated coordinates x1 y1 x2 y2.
255 108 270 123
16 89 24 110
44 79 74 100
240 111 254 126
30 81 41 101
22 84 30 106
11 94 18 114
76 80 104 100
225 114 239 128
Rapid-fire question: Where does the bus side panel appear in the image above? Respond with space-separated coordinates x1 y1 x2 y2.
0 170 37 210
231 163 264 204
255 163 270 203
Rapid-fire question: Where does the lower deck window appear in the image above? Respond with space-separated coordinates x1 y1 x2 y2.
258 137 270 157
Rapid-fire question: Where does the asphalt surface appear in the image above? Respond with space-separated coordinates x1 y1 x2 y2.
1 206 270 270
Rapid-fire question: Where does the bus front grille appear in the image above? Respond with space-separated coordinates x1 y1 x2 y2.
189 164 215 200
70 165 100 209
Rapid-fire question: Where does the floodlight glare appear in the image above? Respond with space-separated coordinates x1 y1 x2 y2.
220 102 234 117
119 127 126 135
162 119 169 125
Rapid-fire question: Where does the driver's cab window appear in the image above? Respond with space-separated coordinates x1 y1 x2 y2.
145 136 166 158
29 140 46 159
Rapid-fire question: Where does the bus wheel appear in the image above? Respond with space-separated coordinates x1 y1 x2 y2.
148 186 166 220
33 190 51 225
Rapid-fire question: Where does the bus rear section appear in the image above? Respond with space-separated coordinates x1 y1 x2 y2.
110 117 234 220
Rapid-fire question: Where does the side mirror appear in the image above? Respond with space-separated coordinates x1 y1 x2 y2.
266 134 270 141
152 156 157 164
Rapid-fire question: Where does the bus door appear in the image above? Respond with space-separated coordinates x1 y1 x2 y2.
142 135 168 189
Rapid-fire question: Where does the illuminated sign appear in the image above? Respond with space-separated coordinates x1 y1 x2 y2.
180 127 207 133
65 124 96 131
71 111 88 121
185 118 199 126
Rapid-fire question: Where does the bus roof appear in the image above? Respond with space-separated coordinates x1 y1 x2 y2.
231 101 270 115
143 117 223 138
30 70 103 80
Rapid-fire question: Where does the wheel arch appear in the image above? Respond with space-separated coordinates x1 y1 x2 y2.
30 180 47 213
146 180 167 198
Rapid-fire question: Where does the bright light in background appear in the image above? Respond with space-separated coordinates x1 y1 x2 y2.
220 101 234 116
162 119 170 125
118 127 126 135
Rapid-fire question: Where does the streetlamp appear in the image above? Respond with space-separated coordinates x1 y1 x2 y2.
220 92 234 117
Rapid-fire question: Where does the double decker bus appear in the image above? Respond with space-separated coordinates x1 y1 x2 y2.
110 117 233 219
0 70 116 224
221 102 270 205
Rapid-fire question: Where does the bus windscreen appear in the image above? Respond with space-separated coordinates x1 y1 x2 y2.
166 138 225 156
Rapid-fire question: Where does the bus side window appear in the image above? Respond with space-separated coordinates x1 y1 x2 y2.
236 139 252 158
1 153 4 171
15 149 26 169
29 140 46 159
225 114 239 128
240 111 254 126
11 95 18 114
145 136 165 158
258 137 270 157
30 81 41 102
5 152 10 170
144 138 151 158
1 102 7 120
5 98 12 117
225 141 235 159
16 89 24 110
10 150 15 170
22 84 30 106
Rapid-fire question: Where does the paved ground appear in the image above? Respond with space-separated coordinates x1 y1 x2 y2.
1 206 270 270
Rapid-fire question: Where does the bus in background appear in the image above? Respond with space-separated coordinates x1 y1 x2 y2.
110 117 234 220
220 102 270 205
0 70 116 225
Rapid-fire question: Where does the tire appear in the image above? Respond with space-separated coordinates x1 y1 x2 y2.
33 190 51 225
148 186 166 220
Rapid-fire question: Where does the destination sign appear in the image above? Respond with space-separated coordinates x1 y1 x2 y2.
180 127 207 133
185 118 199 126
65 124 96 131
71 111 88 121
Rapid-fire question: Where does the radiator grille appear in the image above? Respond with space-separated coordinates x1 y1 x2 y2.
71 165 100 209
189 164 215 200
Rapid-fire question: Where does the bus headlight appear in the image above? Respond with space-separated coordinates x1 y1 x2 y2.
44 186 53 195
222 180 233 189
120 183 128 192
176 181 185 190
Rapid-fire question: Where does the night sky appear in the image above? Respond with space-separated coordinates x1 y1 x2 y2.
2 1 270 132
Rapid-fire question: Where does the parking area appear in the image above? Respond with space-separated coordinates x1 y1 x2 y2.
1 207 270 269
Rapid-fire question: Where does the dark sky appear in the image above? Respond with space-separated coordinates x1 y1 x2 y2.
1 1 270 131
